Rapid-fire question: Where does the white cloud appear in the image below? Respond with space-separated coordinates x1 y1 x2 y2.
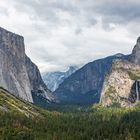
0 0 139 73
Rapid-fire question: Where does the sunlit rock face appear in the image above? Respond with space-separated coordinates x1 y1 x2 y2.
100 60 140 107
0 27 53 103
101 37 140 107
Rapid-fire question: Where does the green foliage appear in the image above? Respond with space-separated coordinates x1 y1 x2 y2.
127 70 140 80
104 86 119 104
109 102 121 108
105 86 116 97
1 104 140 140
1 89 140 139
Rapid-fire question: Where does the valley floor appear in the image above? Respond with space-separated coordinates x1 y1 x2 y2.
0 86 140 140
1 103 140 140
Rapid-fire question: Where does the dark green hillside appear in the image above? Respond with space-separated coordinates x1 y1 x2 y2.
1 87 140 140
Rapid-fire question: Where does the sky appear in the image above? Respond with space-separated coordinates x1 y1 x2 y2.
0 0 140 73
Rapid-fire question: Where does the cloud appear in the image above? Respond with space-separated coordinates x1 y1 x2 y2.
0 6 8 16
0 0 139 73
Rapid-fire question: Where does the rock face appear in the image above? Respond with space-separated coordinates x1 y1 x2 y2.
131 37 140 65
0 27 53 103
25 56 53 101
54 54 129 104
101 38 140 107
100 60 140 107
42 66 78 92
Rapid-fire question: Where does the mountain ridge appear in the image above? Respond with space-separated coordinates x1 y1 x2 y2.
54 54 130 104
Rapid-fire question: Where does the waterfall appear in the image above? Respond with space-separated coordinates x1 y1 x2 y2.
136 81 139 101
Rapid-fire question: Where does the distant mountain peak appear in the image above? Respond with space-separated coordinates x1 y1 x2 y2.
42 66 78 92
114 53 124 57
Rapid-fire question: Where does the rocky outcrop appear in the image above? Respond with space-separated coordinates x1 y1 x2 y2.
100 60 140 107
0 27 53 103
54 54 129 104
131 37 140 65
101 37 140 107
42 66 78 92
25 56 53 101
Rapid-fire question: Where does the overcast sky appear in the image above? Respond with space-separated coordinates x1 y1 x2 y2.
0 0 140 73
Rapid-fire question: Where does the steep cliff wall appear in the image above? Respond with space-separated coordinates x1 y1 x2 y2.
0 27 53 103
25 56 53 101
131 37 140 65
100 60 140 107
101 37 140 107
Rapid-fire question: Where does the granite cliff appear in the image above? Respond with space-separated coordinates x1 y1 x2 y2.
131 37 140 65
101 37 140 107
100 60 140 107
0 27 53 103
